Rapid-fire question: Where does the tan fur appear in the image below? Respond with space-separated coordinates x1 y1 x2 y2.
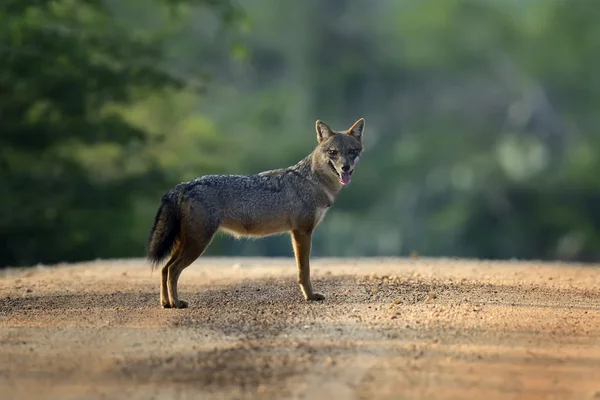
147 118 366 308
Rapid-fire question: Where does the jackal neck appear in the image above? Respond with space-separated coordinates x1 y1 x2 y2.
290 152 342 204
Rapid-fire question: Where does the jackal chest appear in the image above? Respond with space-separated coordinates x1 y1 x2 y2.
313 206 330 227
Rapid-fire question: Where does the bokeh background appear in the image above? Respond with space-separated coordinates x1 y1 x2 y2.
3 0 600 268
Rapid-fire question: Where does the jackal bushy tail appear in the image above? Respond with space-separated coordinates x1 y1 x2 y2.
147 193 180 268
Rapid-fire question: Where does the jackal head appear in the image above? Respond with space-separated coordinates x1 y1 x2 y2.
314 118 365 186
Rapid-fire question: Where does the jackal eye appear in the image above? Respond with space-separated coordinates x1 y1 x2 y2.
327 149 338 156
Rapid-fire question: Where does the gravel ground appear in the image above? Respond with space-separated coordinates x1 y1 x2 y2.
1 257 600 400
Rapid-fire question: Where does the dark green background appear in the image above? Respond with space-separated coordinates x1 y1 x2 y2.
2 0 600 267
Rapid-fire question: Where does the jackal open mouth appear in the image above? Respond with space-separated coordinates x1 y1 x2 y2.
328 161 353 185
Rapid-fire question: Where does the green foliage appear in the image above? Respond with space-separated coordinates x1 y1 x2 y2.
0 0 240 266
3 0 600 266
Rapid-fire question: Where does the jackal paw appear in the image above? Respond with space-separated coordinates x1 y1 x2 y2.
161 299 171 308
306 293 325 301
172 300 188 309
162 299 188 309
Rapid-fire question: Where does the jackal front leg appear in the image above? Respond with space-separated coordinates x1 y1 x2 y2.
291 230 325 301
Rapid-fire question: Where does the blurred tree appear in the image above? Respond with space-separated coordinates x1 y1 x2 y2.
0 0 241 266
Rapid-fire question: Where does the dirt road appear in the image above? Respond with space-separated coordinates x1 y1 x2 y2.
1 257 600 399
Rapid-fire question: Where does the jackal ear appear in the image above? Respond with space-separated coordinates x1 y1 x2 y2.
316 120 335 143
347 118 365 143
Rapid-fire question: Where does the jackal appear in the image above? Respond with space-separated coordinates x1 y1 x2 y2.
147 118 365 308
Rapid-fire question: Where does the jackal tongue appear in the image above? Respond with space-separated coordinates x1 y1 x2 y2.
340 171 352 185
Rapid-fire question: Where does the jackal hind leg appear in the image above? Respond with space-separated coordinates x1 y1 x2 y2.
166 220 217 309
160 247 181 308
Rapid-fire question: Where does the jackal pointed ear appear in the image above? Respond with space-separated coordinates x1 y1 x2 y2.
316 120 335 143
347 118 365 143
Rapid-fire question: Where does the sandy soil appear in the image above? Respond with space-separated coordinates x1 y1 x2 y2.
1 257 600 400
